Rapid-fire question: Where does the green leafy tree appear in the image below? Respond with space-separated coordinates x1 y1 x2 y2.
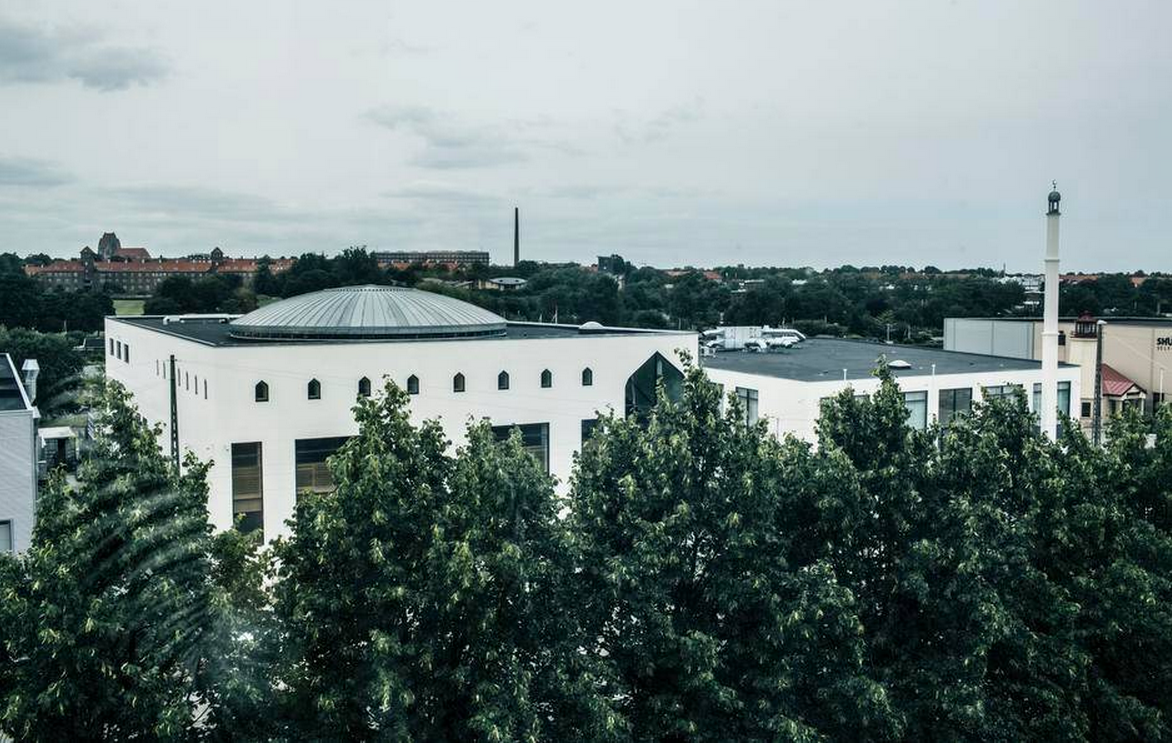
0 382 216 741
274 381 614 741
570 360 900 741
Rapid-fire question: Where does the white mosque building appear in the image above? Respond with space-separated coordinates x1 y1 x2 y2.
105 285 696 540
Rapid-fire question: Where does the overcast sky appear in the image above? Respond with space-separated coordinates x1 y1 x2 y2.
1 1 1168 271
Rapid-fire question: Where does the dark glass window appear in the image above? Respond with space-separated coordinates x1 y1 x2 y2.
307 379 321 400
498 371 510 390
255 381 269 402
735 386 759 425
109 338 115 355
407 375 419 395
231 442 264 537
581 418 601 444
491 423 549 472
581 367 593 386
541 369 552 388
123 344 130 363
938 387 973 427
358 377 371 397
453 373 465 393
295 436 350 495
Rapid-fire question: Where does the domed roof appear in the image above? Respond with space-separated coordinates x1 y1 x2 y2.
229 285 507 341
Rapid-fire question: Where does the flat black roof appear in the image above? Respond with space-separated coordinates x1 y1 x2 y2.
110 316 687 347
950 316 1172 326
702 338 1068 382
0 353 31 412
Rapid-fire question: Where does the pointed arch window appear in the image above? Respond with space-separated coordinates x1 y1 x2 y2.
581 367 593 387
540 369 552 388
453 373 465 393
358 377 372 397
407 374 419 395
307 379 321 400
498 371 510 390
255 381 269 402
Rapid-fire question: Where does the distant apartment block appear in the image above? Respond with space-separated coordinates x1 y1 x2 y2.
374 250 490 268
26 241 294 295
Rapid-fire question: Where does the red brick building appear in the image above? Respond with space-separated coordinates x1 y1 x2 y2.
27 244 293 295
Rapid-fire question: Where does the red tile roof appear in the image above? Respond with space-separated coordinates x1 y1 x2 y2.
1101 363 1144 397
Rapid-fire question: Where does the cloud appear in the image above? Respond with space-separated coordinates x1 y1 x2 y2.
615 98 705 144
0 155 72 186
384 182 506 207
366 105 578 169
0 17 168 91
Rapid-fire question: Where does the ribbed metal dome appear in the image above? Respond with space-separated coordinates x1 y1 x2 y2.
228 285 507 341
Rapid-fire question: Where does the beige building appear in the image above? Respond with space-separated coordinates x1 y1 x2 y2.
945 316 1171 427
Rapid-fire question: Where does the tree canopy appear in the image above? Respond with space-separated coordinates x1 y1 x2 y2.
2 363 1171 740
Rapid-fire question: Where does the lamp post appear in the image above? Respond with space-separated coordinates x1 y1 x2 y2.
1092 320 1106 447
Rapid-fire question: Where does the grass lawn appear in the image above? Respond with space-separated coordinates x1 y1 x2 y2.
113 298 146 315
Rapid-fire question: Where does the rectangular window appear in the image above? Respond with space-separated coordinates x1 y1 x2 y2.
0 520 12 553
1032 382 1072 436
156 359 160 376
735 387 759 426
983 384 1022 402
109 338 115 355
116 340 122 359
903 390 928 430
231 443 264 536
938 387 972 427
203 379 208 399
295 436 351 495
1081 400 1092 417
491 422 550 472
123 344 129 363
581 418 601 444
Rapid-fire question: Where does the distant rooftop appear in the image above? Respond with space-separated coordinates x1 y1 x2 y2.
949 316 1172 326
703 338 1066 383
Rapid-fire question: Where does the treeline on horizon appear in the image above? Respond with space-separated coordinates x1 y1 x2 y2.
4 248 1172 344
1 364 1170 741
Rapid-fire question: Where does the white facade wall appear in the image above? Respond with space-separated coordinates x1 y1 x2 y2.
0 356 37 555
105 318 695 540
705 365 1081 443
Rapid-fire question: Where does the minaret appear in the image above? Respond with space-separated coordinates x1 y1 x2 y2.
1040 183 1061 440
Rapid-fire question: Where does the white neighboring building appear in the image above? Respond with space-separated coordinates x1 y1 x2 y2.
0 353 38 554
105 285 695 540
703 338 1081 442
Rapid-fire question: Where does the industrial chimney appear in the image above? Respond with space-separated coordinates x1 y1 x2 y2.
1040 183 1061 440
514 207 520 267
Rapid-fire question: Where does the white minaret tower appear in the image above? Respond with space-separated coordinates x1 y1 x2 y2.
1041 183 1061 440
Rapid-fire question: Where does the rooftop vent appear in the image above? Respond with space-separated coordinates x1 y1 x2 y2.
578 321 605 334
887 359 913 370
